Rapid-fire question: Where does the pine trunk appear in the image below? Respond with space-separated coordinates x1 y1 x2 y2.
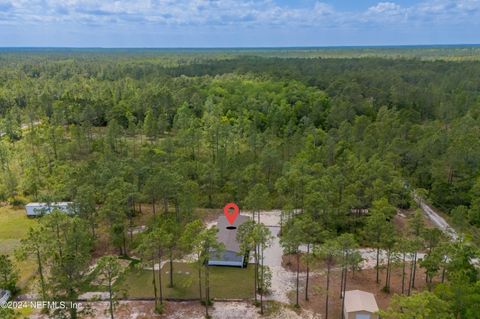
169 252 174 287
109 277 115 319
412 252 418 288
205 263 210 318
341 259 348 319
163 198 168 213
36 247 47 301
198 266 203 301
254 244 258 303
384 250 391 291
325 263 330 319
158 255 163 304
408 257 414 296
296 252 300 307
305 243 310 301
401 252 406 294
260 245 264 314
340 266 345 298
152 258 158 308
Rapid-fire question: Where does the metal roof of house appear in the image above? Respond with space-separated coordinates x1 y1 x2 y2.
26 202 73 207
216 214 250 253
344 290 379 313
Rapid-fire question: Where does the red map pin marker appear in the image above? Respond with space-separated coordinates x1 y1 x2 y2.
223 202 239 225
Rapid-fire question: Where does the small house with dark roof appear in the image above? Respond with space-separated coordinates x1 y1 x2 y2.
208 214 250 267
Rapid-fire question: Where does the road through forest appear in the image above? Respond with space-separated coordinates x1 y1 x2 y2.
415 196 458 240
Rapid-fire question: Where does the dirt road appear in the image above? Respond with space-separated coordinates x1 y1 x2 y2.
415 195 458 240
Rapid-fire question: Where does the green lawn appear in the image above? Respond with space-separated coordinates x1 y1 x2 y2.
119 262 255 300
0 206 38 289
0 205 36 237
0 206 38 255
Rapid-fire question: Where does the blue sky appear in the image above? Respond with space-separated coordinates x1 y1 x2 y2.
0 0 479 47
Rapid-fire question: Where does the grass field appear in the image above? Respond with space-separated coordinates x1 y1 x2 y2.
0 206 37 254
0 205 38 289
119 262 255 300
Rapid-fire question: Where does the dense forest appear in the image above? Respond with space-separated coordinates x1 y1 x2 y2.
1 49 480 318
1 51 479 219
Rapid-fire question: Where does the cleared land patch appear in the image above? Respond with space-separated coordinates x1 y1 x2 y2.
0 206 38 288
0 206 37 245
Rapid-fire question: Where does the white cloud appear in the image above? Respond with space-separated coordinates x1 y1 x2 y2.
425 0 480 14
367 2 402 14
362 2 407 24
0 0 338 27
0 0 480 29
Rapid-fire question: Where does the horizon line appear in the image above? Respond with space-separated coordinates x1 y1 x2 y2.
1 44 480 50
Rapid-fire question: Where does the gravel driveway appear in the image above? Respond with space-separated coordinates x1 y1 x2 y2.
242 211 298 304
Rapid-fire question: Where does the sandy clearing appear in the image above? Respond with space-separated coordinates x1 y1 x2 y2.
145 210 428 306
358 248 426 269
28 300 321 319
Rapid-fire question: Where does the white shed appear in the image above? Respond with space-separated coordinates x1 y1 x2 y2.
344 290 379 319
25 202 74 217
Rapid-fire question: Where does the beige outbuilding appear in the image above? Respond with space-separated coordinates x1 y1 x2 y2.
343 290 379 319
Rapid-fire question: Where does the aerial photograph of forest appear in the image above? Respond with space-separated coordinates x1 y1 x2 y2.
0 1 479 319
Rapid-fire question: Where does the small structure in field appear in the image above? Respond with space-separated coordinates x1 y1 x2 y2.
350 208 369 217
25 202 74 217
344 290 379 319
208 214 250 268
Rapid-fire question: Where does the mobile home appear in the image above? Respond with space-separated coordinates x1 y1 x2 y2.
0 289 11 306
25 202 74 217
